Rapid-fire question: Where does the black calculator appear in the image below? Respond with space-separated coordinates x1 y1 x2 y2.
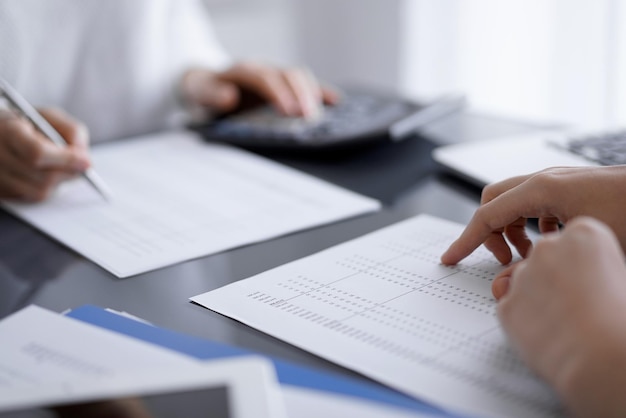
194 87 465 150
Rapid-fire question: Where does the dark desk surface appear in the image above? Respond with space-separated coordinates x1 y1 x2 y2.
0 112 547 384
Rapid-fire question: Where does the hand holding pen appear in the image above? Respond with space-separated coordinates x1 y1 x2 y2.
0 77 110 202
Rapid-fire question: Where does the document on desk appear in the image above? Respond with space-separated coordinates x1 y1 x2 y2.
192 214 564 418
0 305 197 392
1 131 380 277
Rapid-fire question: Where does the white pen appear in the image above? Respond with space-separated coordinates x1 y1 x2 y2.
0 76 111 201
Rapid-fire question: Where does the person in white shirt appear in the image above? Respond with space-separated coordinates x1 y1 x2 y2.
0 0 336 201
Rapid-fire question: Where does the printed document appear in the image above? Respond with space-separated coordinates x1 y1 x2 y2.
2 131 380 277
0 305 441 418
192 214 564 418
0 305 197 391
0 306 287 418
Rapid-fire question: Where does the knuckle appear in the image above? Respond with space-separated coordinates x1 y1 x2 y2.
6 118 32 138
531 168 567 192
286 67 304 78
474 206 496 230
259 71 278 85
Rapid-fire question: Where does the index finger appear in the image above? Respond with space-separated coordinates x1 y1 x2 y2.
441 178 549 265
321 85 340 106
480 173 534 205
282 68 322 119
219 64 296 116
6 124 89 172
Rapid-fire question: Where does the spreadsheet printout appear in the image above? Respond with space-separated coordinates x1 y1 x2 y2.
2 131 380 277
192 214 564 418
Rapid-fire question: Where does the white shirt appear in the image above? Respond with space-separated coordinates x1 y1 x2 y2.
0 0 230 142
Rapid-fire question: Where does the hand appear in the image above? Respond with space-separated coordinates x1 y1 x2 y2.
0 108 91 202
441 166 626 266
180 62 339 119
496 217 626 417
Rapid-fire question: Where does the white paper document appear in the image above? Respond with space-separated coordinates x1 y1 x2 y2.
0 305 198 391
0 305 434 418
0 306 286 418
192 214 564 418
2 131 380 277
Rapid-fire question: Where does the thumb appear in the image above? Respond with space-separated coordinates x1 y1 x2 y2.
492 261 524 300
492 274 511 301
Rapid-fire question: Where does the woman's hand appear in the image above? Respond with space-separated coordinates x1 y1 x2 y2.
0 108 90 201
496 217 626 417
441 166 626 266
180 62 338 119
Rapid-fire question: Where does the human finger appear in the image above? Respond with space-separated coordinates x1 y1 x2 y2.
321 85 340 106
0 171 41 200
202 80 239 112
0 142 52 184
441 176 552 265
181 69 240 112
0 168 65 202
480 173 534 205
282 68 322 118
504 218 533 259
442 196 530 265
483 231 514 265
492 260 527 300
442 175 534 266
219 63 298 116
39 108 90 151
5 120 90 172
538 216 561 234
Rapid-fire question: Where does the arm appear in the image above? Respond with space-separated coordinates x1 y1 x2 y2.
497 217 626 418
0 108 90 201
441 166 626 266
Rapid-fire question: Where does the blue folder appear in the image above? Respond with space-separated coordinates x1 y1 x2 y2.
67 305 457 416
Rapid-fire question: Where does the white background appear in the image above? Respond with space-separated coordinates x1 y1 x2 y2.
206 0 626 131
